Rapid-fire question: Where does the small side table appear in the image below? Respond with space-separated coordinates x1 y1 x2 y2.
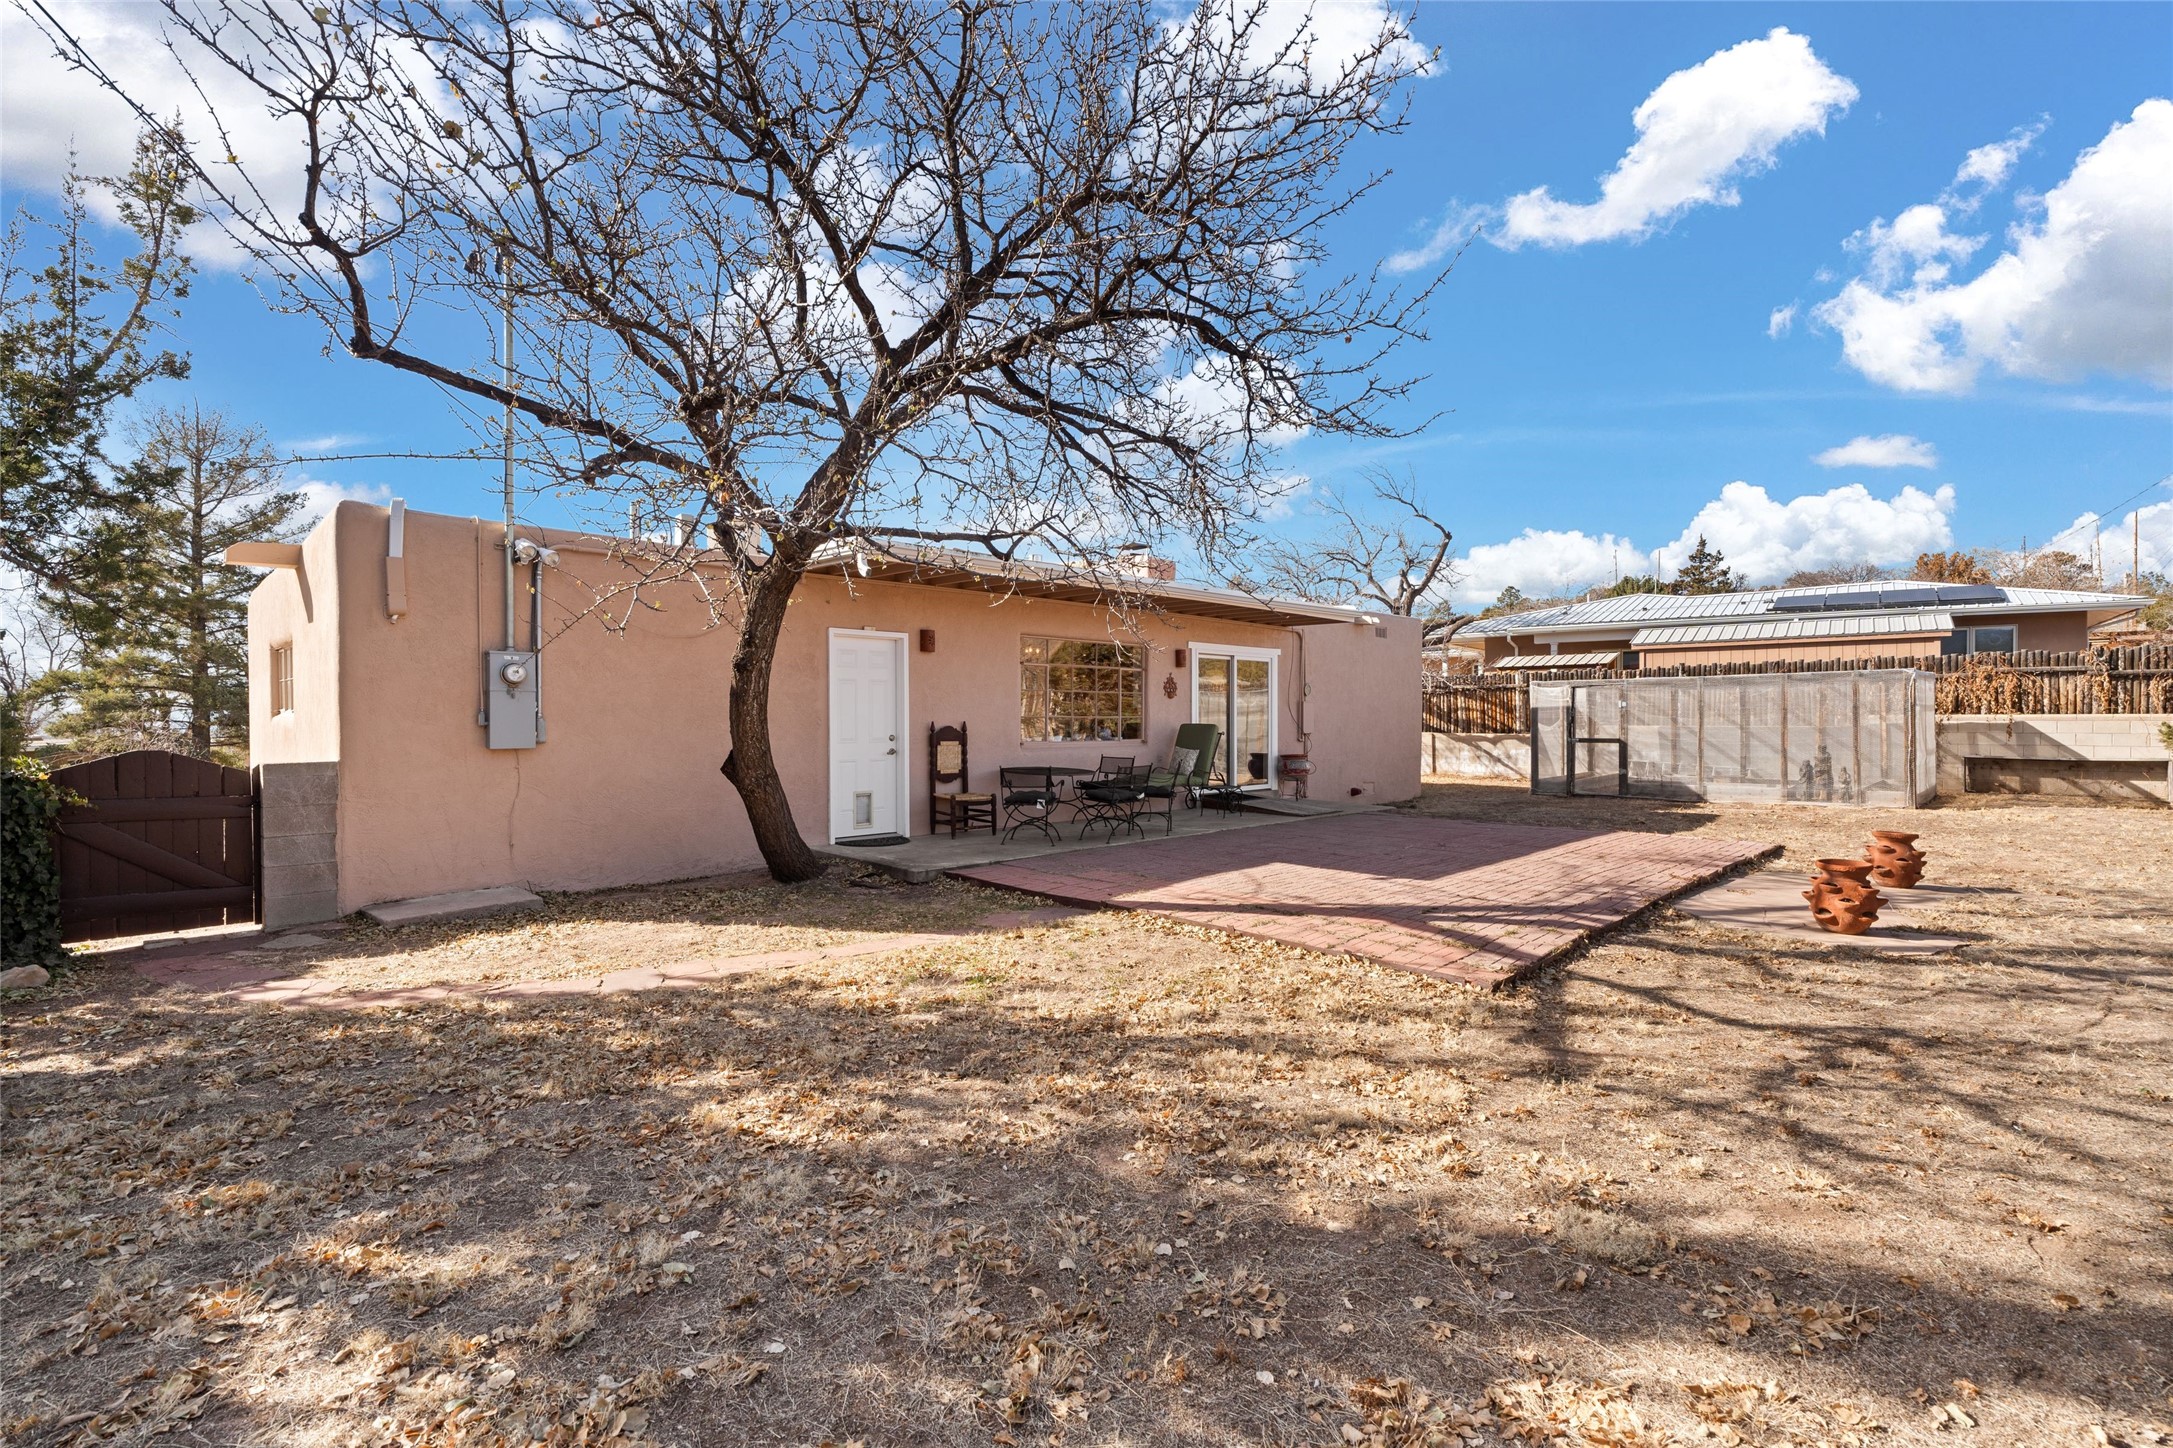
1197 785 1247 817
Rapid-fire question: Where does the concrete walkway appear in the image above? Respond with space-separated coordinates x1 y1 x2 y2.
952 813 1776 988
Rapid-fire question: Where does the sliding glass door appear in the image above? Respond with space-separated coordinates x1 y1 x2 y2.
1195 649 1277 787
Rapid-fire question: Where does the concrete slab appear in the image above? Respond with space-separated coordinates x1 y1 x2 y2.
362 885 545 927
1671 870 1971 954
254 932 333 951
816 798 1371 884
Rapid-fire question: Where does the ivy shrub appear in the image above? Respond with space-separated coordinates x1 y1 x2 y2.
3 757 69 967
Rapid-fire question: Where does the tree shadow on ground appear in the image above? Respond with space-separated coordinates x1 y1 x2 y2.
7 930 2167 1447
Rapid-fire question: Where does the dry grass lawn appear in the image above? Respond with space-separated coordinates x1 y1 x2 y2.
3 782 2168 1447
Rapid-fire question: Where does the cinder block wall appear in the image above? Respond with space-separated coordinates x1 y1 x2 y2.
258 762 340 926
1422 731 1530 781
1936 715 2173 803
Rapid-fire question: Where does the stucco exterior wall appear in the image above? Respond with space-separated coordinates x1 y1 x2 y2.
249 502 1419 913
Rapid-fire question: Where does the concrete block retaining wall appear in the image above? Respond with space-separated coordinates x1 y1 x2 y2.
1936 715 2172 804
257 761 341 927
1423 731 1530 781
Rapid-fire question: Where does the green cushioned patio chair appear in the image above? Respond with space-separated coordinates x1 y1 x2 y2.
1135 723 1222 831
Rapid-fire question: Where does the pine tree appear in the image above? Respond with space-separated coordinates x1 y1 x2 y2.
1670 535 1739 595
43 407 306 761
0 132 196 604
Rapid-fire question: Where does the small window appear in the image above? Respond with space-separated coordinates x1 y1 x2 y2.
1969 625 2016 654
271 644 295 715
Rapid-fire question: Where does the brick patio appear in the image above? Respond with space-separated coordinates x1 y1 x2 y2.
950 813 1776 987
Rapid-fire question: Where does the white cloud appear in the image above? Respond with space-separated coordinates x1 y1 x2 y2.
1451 530 1651 608
1255 472 1315 522
0 3 327 264
1943 119 2045 209
1174 0 1434 86
280 434 369 455
1766 303 1799 339
1494 28 1856 249
1655 481 1955 582
1384 203 1488 275
294 478 392 524
1156 354 1310 447
1814 100 2173 394
1812 434 1938 470
2051 492 2173 579
1848 203 1981 289
1449 480 1960 606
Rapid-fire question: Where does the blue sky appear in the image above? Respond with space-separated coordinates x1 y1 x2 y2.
4 2 2169 607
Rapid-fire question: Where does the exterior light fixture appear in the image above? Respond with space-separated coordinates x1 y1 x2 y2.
919 628 936 653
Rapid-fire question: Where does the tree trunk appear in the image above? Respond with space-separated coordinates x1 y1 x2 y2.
718 559 826 882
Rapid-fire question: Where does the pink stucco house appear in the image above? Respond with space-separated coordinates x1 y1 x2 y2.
237 501 1420 925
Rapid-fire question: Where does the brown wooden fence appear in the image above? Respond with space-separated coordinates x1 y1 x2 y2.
1423 645 2173 736
52 750 258 942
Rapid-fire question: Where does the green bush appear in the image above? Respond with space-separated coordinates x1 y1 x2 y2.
3 758 69 967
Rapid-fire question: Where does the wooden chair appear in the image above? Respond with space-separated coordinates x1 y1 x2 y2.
929 723 995 837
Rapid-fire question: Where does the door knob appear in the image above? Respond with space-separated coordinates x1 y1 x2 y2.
886 747 897 755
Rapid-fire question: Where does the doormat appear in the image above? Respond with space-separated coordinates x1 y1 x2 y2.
832 834 911 848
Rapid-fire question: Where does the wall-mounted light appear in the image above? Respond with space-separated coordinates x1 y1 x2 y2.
919 628 936 653
1173 647 1189 668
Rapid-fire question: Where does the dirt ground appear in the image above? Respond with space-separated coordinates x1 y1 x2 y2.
2 782 2167 1448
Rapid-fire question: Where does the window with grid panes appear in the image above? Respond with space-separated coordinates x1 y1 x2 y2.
1019 636 1143 742
271 644 295 714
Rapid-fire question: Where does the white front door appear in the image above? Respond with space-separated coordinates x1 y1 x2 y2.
829 632 906 840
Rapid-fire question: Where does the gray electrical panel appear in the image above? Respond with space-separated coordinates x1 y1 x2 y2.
484 649 542 749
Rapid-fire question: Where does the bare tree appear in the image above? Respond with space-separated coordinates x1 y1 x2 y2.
1253 467 1458 617
30 0 1439 879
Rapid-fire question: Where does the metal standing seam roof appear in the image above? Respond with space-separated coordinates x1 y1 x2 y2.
1492 651 1625 669
1461 584 2147 638
1630 610 1954 647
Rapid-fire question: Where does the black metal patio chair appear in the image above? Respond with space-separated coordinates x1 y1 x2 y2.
1074 756 1149 840
999 765 1062 844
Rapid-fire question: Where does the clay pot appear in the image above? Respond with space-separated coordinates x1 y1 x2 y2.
1804 859 1885 935
1865 829 1926 889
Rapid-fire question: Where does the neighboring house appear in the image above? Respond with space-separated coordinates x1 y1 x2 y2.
1462 581 2148 671
235 501 1419 921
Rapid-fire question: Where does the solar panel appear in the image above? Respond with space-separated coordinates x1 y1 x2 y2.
1880 585 1939 608
1932 584 2004 606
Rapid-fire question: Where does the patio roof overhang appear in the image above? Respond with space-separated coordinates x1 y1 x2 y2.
1492 650 1625 669
805 547 1369 628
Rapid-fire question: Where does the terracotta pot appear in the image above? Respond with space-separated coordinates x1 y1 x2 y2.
1804 860 1884 935
1865 829 1926 889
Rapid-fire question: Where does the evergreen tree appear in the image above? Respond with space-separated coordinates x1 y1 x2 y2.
0 132 196 608
1670 535 1740 595
43 407 306 761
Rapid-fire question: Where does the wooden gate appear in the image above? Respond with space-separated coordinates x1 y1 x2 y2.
52 751 258 943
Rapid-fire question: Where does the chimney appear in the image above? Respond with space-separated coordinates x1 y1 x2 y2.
1114 543 1177 582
